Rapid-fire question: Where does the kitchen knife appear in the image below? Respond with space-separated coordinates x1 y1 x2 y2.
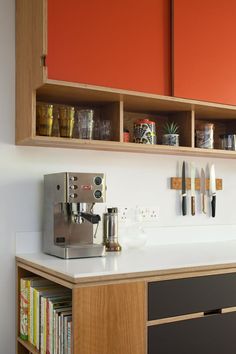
182 161 187 216
210 164 216 217
200 168 207 214
190 162 195 216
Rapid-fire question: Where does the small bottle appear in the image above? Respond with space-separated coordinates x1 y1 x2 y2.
103 208 122 252
123 128 130 142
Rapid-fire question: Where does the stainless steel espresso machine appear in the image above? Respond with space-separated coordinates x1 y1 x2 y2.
43 172 106 259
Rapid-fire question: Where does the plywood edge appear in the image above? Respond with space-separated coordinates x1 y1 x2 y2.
16 260 73 288
16 135 236 159
16 0 46 144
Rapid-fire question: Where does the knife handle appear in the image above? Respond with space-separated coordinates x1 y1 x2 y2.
211 195 216 218
182 195 187 216
191 196 195 216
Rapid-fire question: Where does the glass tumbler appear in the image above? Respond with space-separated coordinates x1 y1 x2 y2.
77 109 94 139
58 106 75 138
100 120 112 141
36 103 53 136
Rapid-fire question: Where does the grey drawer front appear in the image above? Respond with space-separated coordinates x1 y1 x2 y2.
148 312 236 354
148 273 236 320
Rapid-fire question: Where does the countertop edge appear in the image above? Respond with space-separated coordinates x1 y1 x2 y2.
16 256 236 285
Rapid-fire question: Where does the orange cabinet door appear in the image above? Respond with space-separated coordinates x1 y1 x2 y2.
47 0 171 95
173 0 236 105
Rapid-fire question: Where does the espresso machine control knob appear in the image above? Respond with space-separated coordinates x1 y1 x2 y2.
70 176 78 181
70 185 78 190
94 190 102 199
94 176 103 185
70 193 77 199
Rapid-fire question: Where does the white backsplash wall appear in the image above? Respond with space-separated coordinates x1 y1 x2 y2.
1 0 236 353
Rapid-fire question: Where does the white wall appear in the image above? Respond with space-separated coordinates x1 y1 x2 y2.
1 0 236 353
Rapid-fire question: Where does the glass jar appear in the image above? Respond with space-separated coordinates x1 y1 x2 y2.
58 106 75 138
196 123 214 149
36 103 53 136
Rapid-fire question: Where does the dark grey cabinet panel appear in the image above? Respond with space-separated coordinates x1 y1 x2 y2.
148 273 236 320
148 312 236 354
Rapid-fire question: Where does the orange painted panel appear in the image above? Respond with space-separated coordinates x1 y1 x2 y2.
47 0 171 95
173 0 236 105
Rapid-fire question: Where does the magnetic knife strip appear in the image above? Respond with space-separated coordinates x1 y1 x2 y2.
171 178 223 191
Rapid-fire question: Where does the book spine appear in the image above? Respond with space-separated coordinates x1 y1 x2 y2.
49 301 53 354
40 296 45 354
46 299 50 354
33 288 38 347
26 280 31 340
20 279 28 340
67 321 71 354
29 286 34 344
44 298 47 354
64 317 68 354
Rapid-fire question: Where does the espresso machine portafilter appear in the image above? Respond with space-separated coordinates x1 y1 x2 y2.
43 172 106 259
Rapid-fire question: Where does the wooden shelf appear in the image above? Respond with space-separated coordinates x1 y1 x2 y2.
17 337 39 354
17 135 236 159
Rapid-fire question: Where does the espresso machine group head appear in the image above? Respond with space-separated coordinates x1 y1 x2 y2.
43 172 106 259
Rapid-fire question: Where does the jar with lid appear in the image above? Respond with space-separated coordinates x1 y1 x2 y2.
196 123 214 149
133 119 156 144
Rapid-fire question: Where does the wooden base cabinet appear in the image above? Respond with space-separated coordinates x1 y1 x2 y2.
16 259 236 354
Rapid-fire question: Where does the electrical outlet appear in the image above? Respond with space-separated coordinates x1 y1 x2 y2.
135 207 149 222
118 207 129 223
147 207 159 221
136 206 159 222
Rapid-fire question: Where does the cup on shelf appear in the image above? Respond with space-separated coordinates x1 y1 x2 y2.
77 109 94 140
100 119 112 141
58 106 75 138
36 103 54 136
219 134 236 150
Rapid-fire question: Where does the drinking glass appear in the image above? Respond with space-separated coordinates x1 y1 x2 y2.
77 109 94 139
100 120 112 141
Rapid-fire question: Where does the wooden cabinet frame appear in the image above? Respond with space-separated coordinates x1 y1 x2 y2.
16 0 236 158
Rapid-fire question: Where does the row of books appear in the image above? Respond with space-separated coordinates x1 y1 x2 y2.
20 276 72 354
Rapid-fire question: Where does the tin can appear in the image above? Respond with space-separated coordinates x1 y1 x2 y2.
133 119 156 144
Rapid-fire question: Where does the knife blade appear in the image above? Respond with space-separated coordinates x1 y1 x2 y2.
210 164 216 217
182 161 187 216
200 168 207 214
190 162 195 216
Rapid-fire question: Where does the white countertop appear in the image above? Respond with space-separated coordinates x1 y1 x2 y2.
16 241 236 283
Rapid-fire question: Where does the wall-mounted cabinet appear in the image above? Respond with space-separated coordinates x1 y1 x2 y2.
16 0 236 158
173 0 236 106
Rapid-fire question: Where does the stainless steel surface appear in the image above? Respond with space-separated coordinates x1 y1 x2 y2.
210 165 216 196
190 162 195 196
201 168 207 214
103 213 118 243
200 168 206 194
43 172 106 259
